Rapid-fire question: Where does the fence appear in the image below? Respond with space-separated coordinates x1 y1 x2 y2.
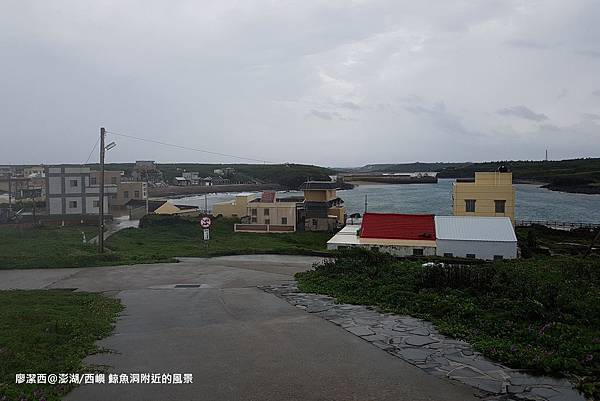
515 220 600 230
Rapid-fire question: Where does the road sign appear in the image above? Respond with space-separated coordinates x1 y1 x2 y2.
203 228 210 241
200 217 212 228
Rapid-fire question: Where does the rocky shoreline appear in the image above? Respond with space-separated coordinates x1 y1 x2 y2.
541 183 600 195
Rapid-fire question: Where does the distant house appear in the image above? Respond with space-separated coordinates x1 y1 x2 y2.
173 176 190 186
212 193 257 218
453 168 515 224
435 216 517 260
299 181 345 232
131 161 163 184
45 166 117 215
234 191 301 233
89 171 147 208
327 213 437 256
125 199 199 217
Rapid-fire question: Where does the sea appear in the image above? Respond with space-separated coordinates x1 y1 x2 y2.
171 179 600 224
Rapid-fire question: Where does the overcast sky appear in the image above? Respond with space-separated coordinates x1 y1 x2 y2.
1 0 599 167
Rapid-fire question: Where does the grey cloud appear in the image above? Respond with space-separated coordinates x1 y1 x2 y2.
592 90 600 97
506 39 549 50
582 113 600 120
338 101 361 110
497 106 549 121
577 49 600 58
310 109 334 120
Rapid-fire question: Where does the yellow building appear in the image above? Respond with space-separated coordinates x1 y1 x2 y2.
234 191 301 233
452 170 515 223
299 181 346 231
212 193 257 218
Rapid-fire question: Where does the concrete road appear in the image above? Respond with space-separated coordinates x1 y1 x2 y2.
0 256 479 401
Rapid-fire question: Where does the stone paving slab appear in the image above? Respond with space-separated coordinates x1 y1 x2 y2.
260 282 586 401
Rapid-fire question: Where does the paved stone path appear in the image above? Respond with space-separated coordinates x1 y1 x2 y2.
260 282 585 401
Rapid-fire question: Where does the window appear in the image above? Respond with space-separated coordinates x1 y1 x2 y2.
495 200 506 213
466 253 476 259
124 191 129 199
70 179 78 187
251 208 257 216
493 255 504 261
68 200 78 208
443 252 453 257
264 208 270 216
134 190 140 198
251 217 257 223
312 219 318 227
412 248 424 256
93 200 100 208
465 199 476 213
111 177 117 184
90 177 97 185
265 219 270 225
281 217 288 225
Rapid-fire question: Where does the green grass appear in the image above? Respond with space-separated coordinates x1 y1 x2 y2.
0 290 123 401
296 250 600 399
0 225 170 269
106 215 331 259
0 216 330 269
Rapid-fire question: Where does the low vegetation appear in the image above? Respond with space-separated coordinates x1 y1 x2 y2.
296 250 600 398
0 215 330 269
107 215 330 259
0 290 122 401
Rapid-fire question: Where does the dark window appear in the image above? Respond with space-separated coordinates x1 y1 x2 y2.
493 255 504 261
134 190 140 198
265 219 270 225
264 208 270 216
443 252 453 257
124 191 129 199
495 200 506 213
90 177 97 185
111 177 117 184
312 219 318 227
281 217 288 225
70 179 78 187
412 248 424 256
251 217 257 223
68 200 78 208
466 253 476 259
465 199 476 213
93 200 100 208
251 208 257 216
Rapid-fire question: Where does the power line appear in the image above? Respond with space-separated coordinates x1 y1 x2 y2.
105 130 274 164
84 136 101 164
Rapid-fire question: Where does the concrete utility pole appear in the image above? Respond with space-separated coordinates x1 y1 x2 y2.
99 127 106 253
7 174 12 212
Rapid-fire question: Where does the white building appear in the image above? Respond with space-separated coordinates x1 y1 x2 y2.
434 216 517 260
326 213 437 257
45 166 117 215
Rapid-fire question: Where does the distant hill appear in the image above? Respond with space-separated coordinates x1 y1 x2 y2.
96 162 334 190
341 158 600 194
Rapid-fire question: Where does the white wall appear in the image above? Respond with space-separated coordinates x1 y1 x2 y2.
48 198 62 214
436 240 517 260
328 243 436 257
64 197 83 214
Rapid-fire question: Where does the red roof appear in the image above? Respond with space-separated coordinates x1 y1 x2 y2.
360 213 436 241
261 191 276 203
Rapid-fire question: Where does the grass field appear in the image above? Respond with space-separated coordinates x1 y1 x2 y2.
0 290 122 401
0 216 330 269
296 250 600 398
107 215 331 260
